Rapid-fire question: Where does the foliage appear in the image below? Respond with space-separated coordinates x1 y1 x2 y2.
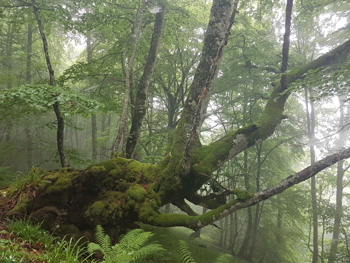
178 240 196 263
2 219 91 263
0 84 100 120
8 220 54 246
7 168 45 194
88 225 165 263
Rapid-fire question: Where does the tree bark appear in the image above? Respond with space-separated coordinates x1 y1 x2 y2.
25 23 34 169
238 151 253 258
31 0 68 167
305 87 319 263
87 32 98 163
6 21 14 89
327 98 349 263
179 0 239 176
126 5 166 159
112 0 148 155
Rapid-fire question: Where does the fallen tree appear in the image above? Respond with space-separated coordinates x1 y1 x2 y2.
2 0 350 240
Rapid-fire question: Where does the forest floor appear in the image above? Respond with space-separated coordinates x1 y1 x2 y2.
0 216 250 263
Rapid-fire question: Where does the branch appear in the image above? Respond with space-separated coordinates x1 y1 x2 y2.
147 147 350 229
126 5 165 158
187 191 232 209
198 38 350 172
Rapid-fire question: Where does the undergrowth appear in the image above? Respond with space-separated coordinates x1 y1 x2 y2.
0 220 240 263
0 219 91 262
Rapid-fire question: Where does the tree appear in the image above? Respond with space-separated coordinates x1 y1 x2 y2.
328 97 350 263
2 0 350 244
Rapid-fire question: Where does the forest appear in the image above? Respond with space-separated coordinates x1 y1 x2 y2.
0 0 350 262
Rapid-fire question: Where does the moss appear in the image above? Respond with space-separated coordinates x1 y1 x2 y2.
152 213 200 227
7 196 32 216
192 163 211 177
84 191 126 225
109 168 121 178
45 174 73 194
233 188 254 200
89 165 106 174
237 124 259 135
138 202 159 222
84 201 108 224
97 157 130 172
126 184 148 202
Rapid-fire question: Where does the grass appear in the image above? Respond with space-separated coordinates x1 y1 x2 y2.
0 219 92 262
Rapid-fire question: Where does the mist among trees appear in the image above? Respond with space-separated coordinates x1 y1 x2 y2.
1 0 350 262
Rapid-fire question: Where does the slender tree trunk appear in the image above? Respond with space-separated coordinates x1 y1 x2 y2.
86 33 98 162
247 144 263 260
4 21 14 143
112 0 148 155
26 24 33 84
328 98 349 263
25 24 34 169
305 87 318 263
238 151 252 258
100 114 107 160
91 114 98 162
6 22 14 89
31 0 68 167
276 194 283 242
126 6 165 159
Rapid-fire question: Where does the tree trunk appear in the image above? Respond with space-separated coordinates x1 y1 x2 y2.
25 24 34 170
6 22 14 89
112 0 148 156
86 32 98 163
126 6 166 159
247 144 264 260
305 87 319 263
91 114 98 162
327 98 349 263
238 151 253 258
31 0 68 167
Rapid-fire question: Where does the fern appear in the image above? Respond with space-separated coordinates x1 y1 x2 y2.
88 225 165 263
87 225 112 256
178 240 196 263
117 229 153 252
132 243 165 263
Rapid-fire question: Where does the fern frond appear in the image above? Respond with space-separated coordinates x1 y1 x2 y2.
118 229 153 252
214 253 235 263
87 242 102 254
178 240 196 263
132 243 165 263
94 225 112 255
104 253 133 263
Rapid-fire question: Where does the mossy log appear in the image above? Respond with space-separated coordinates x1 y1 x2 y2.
0 157 233 239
